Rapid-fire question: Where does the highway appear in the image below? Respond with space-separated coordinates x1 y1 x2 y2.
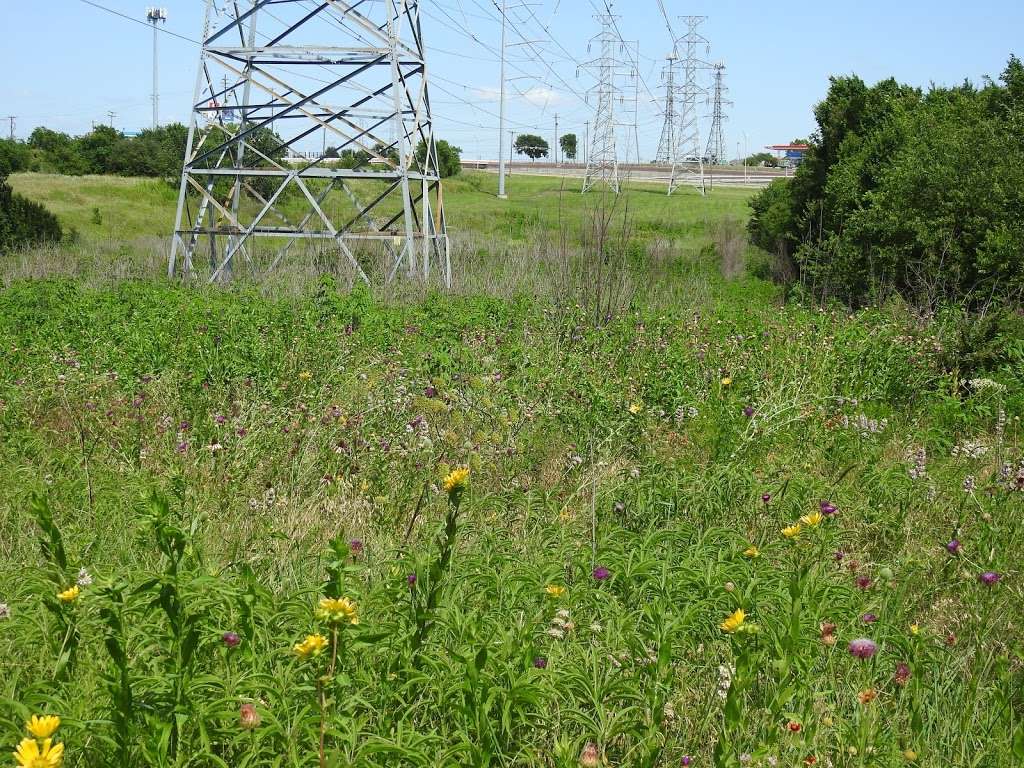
463 160 789 188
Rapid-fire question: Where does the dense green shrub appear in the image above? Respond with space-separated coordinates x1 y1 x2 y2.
0 174 62 251
749 55 1024 307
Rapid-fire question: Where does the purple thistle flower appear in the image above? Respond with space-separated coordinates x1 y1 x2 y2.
592 566 610 581
979 571 1001 586
424 385 437 397
349 539 364 556
176 441 189 454
407 573 417 587
681 758 692 767
761 493 771 504
222 631 241 649
848 637 878 660
820 500 837 516
894 662 911 686
743 405 755 418
834 550 845 562
533 656 548 669
855 575 872 590
215 414 227 425
945 539 961 555
861 613 878 624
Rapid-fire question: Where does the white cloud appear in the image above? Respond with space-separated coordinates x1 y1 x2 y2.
521 86 561 107
473 86 502 102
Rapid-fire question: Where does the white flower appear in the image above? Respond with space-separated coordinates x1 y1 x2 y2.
0 602 10 620
76 567 93 587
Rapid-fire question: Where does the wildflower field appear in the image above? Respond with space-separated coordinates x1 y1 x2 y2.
1 175 1022 767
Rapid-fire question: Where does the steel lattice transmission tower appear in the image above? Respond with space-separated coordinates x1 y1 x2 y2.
169 0 450 286
654 54 676 164
704 62 731 164
581 11 623 194
667 15 710 195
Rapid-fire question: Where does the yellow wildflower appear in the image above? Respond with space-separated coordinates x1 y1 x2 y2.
56 586 80 603
298 370 312 381
545 585 566 598
25 715 60 739
628 402 643 415
909 623 920 636
293 633 328 660
442 467 470 499
903 750 918 762
782 523 802 539
316 597 359 625
743 545 760 558
720 376 732 386
800 511 823 527
13 737 64 768
720 608 746 634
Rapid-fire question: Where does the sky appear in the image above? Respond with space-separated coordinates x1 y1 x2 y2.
0 0 1021 162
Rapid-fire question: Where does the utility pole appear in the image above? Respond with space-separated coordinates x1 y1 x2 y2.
5 116 14 140
146 7 167 129
554 113 558 166
107 111 117 128
496 0 508 198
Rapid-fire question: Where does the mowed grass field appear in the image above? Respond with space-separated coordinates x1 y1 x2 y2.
0 171 1021 767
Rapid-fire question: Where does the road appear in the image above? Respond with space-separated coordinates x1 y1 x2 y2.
464 160 789 188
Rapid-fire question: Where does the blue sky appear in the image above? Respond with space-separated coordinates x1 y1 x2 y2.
1 1 1020 161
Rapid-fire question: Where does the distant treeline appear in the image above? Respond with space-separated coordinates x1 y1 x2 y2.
0 125 461 181
748 55 1024 307
0 125 189 180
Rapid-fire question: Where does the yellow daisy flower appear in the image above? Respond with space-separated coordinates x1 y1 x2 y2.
316 597 359 625
743 545 760 558
442 467 470 499
26 715 60 739
720 608 746 633
628 402 643 415
14 737 64 768
293 633 328 660
800 511 823 527
909 623 920 636
782 523 802 539
56 586 80 603
298 370 312 381
545 585 566 598
720 376 732 386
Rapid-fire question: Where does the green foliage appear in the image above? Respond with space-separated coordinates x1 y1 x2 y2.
27 124 189 179
415 138 463 178
0 273 1020 766
514 134 549 160
0 173 62 252
748 55 1024 307
559 133 578 161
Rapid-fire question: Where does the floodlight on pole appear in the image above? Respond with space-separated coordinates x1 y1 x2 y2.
146 7 167 129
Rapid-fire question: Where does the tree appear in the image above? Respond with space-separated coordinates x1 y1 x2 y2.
514 134 549 160
0 139 32 176
559 133 577 161
415 139 462 178
77 125 122 174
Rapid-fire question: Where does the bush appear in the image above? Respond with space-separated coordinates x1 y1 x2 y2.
0 173 62 251
748 55 1024 308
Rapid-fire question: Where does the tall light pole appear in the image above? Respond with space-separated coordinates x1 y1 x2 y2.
496 0 508 199
147 7 167 129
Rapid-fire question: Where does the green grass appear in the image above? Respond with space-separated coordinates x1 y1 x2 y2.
0 173 1021 768
8 171 754 244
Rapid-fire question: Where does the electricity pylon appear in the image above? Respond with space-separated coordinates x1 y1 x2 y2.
581 10 624 193
169 0 450 286
704 62 731 164
667 15 710 195
654 54 676 164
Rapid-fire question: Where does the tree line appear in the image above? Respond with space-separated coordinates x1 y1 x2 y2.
748 55 1024 308
0 125 462 181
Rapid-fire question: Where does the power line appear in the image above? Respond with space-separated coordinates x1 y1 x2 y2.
74 0 199 44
